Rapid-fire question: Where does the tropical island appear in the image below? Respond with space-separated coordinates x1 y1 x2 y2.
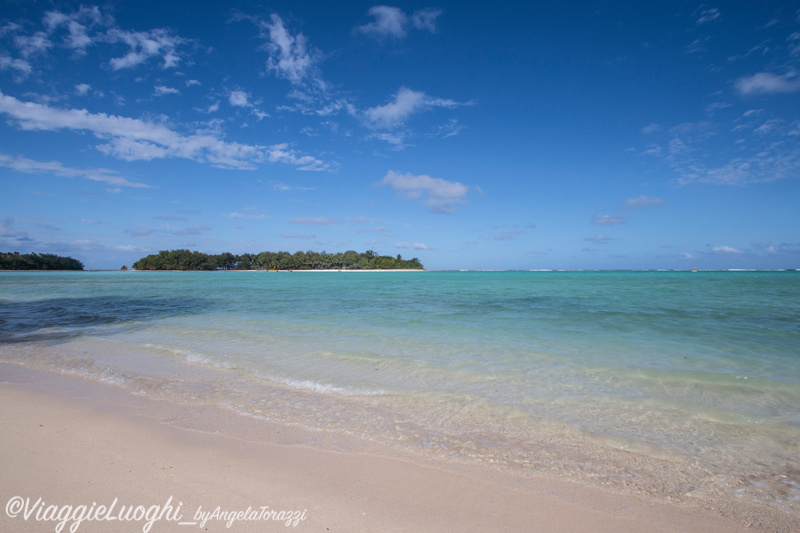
0 252 84 270
132 249 424 271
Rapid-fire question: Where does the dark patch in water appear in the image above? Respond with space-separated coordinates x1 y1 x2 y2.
0 296 204 344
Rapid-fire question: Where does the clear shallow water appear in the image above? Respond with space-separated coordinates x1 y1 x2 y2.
1 270 799 515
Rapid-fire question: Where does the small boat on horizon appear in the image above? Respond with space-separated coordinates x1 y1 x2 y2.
692 265 698 272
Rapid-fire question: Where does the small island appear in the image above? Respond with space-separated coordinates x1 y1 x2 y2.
132 249 423 271
0 252 84 271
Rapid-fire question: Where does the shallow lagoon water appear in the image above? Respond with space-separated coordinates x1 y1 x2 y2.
1 270 799 515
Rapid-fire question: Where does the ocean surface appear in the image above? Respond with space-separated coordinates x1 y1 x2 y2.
1 270 799 515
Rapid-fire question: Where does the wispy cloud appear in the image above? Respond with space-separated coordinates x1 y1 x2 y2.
435 119 465 138
641 111 800 186
1 6 188 84
0 54 33 80
357 6 408 40
290 217 341 225
0 153 150 188
228 89 269 120
13 31 53 58
584 234 612 244
0 92 327 171
396 241 433 250
356 6 442 40
672 144 800 186
696 8 721 25
260 14 323 90
369 131 410 150
624 195 665 209
112 244 150 253
376 170 470 214
358 225 390 234
42 6 106 56
641 122 661 134
592 215 627 225
735 72 800 95
712 245 744 254
412 9 443 33
154 85 179 97
106 27 186 70
365 87 471 130
228 212 268 220
271 182 315 192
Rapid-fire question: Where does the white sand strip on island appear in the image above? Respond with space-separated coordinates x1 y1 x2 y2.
277 268 426 272
0 365 790 533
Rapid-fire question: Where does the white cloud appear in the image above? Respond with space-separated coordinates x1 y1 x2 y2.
712 245 744 254
435 119 464 139
365 87 470 129
75 83 91 96
290 217 341 225
229 90 250 107
376 170 470 213
584 234 612 244
673 144 800 186
645 112 799 186
624 195 665 209
697 8 720 24
0 55 32 79
43 6 104 54
366 88 424 128
396 241 433 250
226 90 267 120
113 244 150 253
0 92 327 171
358 225 390 234
592 215 627 225
265 144 328 171
5 6 185 71
412 9 443 33
14 31 53 58
357 6 442 40
735 72 800 95
271 182 315 192
0 153 151 188
228 212 268 220
357 6 408 39
106 27 185 70
641 122 661 134
370 132 410 150
261 14 321 88
753 119 782 135
154 85 179 97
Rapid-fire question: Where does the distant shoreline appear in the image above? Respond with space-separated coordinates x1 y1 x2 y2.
4 268 800 273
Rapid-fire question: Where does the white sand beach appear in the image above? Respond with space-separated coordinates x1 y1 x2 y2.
3 363 792 533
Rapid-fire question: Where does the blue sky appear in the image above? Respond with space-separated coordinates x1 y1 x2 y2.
1 1 798 270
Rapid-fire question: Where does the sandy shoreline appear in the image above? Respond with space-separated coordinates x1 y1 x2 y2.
0 363 794 532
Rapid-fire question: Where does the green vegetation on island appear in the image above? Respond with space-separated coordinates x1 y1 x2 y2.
132 249 424 271
0 252 84 271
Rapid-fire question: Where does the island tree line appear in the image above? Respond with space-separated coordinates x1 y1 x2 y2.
0 252 84 270
131 249 423 271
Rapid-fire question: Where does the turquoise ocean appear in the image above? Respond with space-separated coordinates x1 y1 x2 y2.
1 271 799 515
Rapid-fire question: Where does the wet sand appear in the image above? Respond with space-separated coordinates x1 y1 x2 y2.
0 363 792 532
